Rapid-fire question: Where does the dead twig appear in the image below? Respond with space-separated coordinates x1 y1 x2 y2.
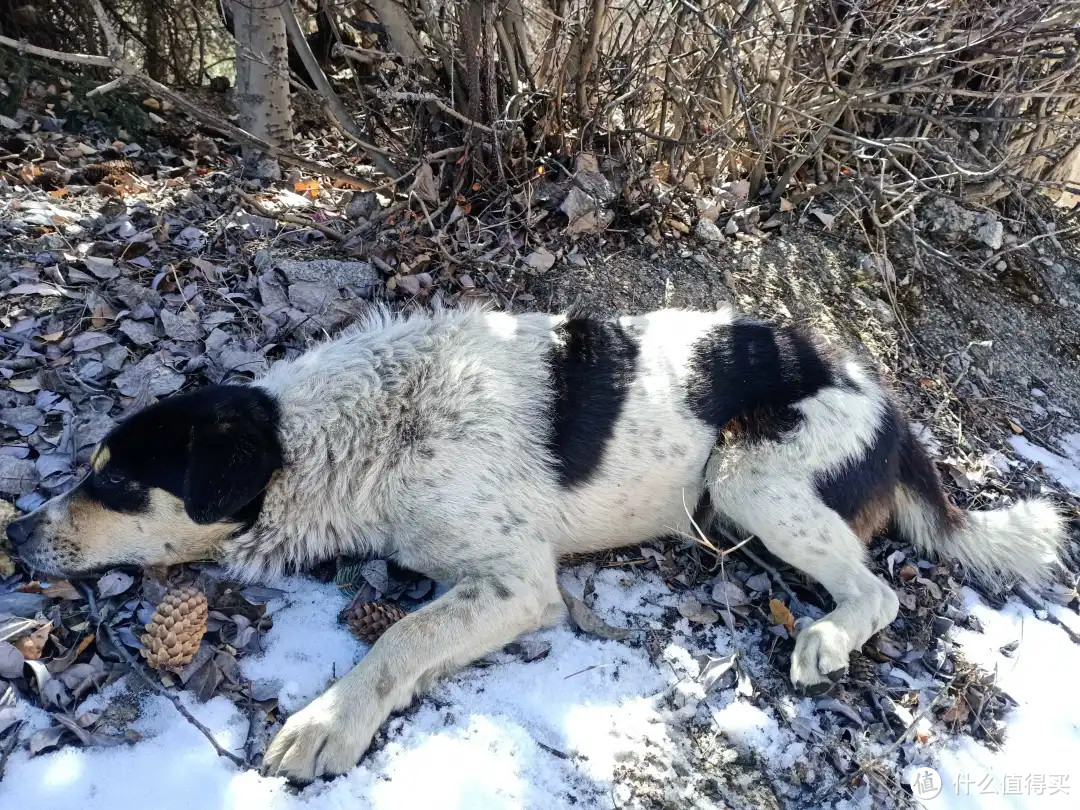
236 189 346 241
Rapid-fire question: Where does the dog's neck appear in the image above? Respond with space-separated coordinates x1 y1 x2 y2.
217 313 443 581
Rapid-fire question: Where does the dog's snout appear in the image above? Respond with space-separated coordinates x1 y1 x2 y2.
6 514 36 548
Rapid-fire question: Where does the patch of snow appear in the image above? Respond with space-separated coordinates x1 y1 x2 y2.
5 563 1078 809
1009 433 1080 495
918 588 1080 809
0 567 804 810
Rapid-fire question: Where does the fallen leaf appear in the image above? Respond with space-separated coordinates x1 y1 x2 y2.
294 178 320 197
694 652 737 693
711 579 749 607
942 697 970 724
809 208 836 230
524 247 556 271
678 595 719 625
29 726 65 756
559 584 632 641
769 599 795 634
8 378 41 393
97 570 134 598
41 579 83 601
0 640 24 678
13 621 53 660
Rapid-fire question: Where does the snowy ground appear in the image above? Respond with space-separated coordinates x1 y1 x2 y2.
3 435 1078 810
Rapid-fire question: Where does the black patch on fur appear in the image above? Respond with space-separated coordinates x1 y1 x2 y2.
546 318 639 486
84 386 283 527
815 400 903 520
897 415 958 528
457 583 482 601
685 318 836 441
492 580 513 600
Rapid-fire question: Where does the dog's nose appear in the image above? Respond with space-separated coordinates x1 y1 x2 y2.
6 515 34 548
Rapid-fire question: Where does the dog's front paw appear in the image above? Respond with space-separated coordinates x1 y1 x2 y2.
263 691 377 782
790 618 851 695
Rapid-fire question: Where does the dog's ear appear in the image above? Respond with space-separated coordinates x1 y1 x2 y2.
182 390 282 524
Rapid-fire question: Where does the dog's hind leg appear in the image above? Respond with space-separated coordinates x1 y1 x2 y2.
707 456 899 693
264 554 563 781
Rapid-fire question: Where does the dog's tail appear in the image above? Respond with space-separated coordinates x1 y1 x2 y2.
891 425 1066 588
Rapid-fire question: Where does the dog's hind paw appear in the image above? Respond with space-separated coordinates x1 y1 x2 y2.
790 618 851 694
263 690 377 782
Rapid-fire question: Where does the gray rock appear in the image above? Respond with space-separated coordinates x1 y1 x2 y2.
345 192 378 220
919 198 1004 250
693 218 725 243
277 258 378 291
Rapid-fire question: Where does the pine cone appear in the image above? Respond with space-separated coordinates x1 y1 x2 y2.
73 160 133 186
347 602 407 644
140 584 208 671
849 651 879 684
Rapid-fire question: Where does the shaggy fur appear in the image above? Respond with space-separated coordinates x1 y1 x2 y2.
7 305 1066 782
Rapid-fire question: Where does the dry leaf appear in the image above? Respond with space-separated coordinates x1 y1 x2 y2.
769 599 795 634
809 208 836 230
942 697 970 724
1007 418 1024 435
14 621 53 660
559 584 632 641
294 178 320 197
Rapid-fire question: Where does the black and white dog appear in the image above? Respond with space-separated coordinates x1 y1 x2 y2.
6 305 1065 781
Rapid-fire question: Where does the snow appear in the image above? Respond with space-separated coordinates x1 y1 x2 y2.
0 570 801 810
920 589 1080 809
1009 432 1080 496
914 432 1080 809
2 540 1077 809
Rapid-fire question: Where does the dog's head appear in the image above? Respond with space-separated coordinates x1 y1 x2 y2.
5 385 282 577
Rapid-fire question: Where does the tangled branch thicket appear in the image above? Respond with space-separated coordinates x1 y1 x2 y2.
398 0 1080 210
5 0 1080 217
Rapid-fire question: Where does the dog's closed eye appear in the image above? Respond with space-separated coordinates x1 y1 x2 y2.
98 469 127 487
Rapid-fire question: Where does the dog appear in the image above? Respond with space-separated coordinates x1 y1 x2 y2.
6 305 1066 782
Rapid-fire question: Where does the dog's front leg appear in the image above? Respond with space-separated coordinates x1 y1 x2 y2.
263 564 562 781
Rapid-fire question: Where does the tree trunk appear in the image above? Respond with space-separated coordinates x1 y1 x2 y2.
230 0 292 179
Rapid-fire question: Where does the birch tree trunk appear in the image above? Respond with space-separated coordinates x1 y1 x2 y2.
230 0 292 180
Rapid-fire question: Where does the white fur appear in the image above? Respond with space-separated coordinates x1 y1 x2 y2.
895 489 1065 586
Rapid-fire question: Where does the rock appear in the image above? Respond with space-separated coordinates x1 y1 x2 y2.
693 218 724 243
525 247 557 271
919 198 1003 250
975 218 1004 251
0 592 50 617
276 258 378 292
345 192 377 220
288 281 336 313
